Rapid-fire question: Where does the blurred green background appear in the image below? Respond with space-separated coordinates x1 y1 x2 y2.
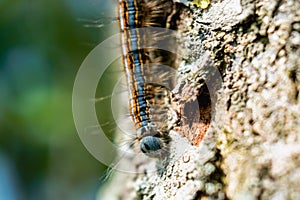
0 1 119 199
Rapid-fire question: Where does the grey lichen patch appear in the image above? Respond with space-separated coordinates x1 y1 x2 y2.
180 0 255 30
215 0 300 199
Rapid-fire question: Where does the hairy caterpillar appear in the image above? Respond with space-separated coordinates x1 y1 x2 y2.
118 0 187 157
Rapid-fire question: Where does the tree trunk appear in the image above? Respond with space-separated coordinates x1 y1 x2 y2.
99 0 300 199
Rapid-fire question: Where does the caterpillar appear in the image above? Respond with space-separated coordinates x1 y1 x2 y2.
118 0 187 157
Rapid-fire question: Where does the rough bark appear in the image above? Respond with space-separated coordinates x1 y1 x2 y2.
99 0 300 199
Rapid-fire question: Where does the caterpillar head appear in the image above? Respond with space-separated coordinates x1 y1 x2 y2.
137 124 170 157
